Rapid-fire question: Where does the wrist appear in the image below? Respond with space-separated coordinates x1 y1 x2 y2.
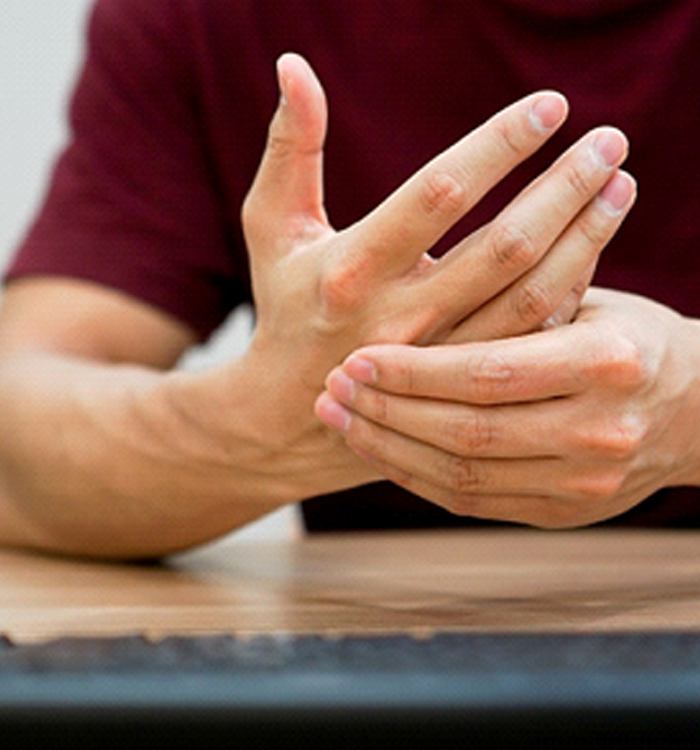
155 361 294 510
163 346 373 508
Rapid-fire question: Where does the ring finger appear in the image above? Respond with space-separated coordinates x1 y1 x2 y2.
407 127 630 337
317 394 568 496
447 170 637 342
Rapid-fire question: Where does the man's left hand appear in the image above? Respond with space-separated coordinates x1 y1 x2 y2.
316 288 700 527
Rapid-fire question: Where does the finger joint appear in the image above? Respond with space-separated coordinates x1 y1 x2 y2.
488 223 538 271
575 415 646 460
512 279 554 325
564 162 595 200
447 454 484 494
567 469 626 501
417 169 466 218
463 351 518 402
584 331 648 389
493 118 526 157
447 409 496 454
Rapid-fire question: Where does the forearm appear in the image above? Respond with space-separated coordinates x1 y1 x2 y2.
0 350 334 559
0 66 638 554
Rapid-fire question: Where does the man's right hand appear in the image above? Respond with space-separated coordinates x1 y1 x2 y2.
230 53 635 497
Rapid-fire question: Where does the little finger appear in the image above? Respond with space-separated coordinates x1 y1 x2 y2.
447 170 637 342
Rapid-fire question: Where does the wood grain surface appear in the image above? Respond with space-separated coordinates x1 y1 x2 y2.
3 529 700 643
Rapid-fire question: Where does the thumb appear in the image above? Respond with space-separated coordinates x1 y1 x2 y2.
244 53 329 242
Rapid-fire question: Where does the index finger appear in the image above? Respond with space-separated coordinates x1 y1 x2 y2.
342 323 618 405
346 91 568 279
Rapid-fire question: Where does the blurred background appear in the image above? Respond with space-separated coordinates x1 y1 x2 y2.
0 0 296 542
0 0 90 274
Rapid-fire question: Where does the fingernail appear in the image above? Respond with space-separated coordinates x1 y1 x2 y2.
316 392 351 432
596 171 636 216
327 369 356 403
591 129 627 169
343 356 377 385
529 93 567 133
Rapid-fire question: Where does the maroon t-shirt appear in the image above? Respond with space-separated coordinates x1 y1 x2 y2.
6 0 700 528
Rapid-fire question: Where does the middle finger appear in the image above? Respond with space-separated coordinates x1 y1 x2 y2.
407 127 629 333
325 370 569 458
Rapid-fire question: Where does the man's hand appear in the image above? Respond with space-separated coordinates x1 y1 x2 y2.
238 53 634 496
0 53 638 558
317 288 700 527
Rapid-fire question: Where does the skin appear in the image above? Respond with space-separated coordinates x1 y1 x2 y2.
319 289 700 528
0 54 636 558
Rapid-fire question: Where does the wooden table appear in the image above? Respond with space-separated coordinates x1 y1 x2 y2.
3 528 700 643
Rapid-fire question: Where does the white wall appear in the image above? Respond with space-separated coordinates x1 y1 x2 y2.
0 0 92 271
0 1 297 541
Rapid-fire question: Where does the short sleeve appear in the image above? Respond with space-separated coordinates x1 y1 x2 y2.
4 0 244 340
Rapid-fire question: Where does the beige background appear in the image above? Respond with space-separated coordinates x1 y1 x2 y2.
0 0 296 540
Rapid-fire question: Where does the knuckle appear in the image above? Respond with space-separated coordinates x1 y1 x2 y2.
587 333 647 389
488 223 538 270
564 161 595 200
612 343 647 389
512 279 554 324
577 416 646 460
417 168 466 218
318 258 369 314
446 409 495 454
609 424 645 460
447 455 484 494
493 118 526 157
568 470 626 501
319 272 355 313
464 351 517 402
